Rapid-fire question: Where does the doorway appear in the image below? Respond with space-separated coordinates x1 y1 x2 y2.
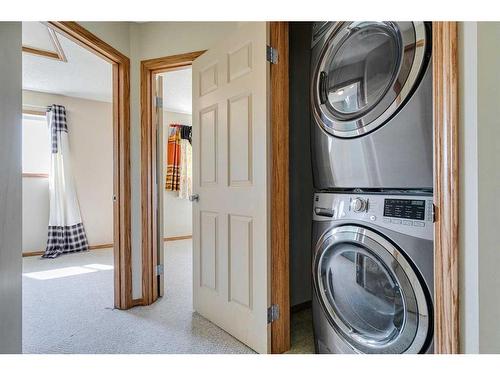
157 66 194 299
20 21 126 353
45 22 132 310
140 51 204 305
20 20 135 352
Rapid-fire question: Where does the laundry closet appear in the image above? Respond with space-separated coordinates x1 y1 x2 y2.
287 21 435 354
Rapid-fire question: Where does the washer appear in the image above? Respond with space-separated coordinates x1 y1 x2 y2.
311 22 433 190
312 192 434 354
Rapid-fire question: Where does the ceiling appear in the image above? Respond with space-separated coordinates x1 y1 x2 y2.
161 67 192 114
22 22 192 111
22 22 113 102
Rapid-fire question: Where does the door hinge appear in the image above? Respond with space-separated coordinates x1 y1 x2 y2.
155 264 164 276
267 304 280 324
155 96 163 109
266 45 278 64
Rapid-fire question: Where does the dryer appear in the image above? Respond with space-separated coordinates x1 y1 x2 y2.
311 22 433 190
312 192 434 354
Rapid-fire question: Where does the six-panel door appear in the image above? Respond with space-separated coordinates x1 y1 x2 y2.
192 22 270 354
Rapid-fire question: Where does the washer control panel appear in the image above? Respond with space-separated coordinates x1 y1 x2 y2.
313 192 433 241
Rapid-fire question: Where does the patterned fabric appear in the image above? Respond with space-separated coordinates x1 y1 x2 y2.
47 104 68 153
43 223 89 259
180 125 192 144
43 104 89 259
178 138 192 199
166 126 181 191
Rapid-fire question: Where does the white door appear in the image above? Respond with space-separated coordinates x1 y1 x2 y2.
192 22 270 353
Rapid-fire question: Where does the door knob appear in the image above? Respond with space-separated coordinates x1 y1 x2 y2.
189 194 199 202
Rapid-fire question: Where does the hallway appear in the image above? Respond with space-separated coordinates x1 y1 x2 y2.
22 239 254 354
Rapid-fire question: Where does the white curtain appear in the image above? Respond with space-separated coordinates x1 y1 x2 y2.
42 105 89 258
178 138 192 199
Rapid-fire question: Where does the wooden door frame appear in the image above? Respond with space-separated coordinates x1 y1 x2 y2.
46 22 132 310
140 51 205 306
432 22 459 354
269 22 290 354
269 21 460 354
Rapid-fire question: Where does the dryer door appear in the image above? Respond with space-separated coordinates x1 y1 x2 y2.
313 225 431 354
312 21 428 138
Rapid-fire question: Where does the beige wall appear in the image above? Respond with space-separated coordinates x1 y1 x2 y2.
162 111 192 238
80 22 241 299
0 22 22 354
458 21 480 354
78 22 131 58
127 22 241 298
476 22 500 354
22 90 114 251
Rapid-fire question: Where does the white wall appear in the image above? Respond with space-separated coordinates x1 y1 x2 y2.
22 90 114 251
81 21 243 299
162 111 192 238
0 22 22 354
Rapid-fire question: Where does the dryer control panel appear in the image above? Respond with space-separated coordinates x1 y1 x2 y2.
313 192 434 241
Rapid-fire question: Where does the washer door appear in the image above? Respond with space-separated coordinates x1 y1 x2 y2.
312 21 428 138
313 225 431 354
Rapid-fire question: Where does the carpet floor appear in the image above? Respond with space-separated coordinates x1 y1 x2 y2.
22 239 254 354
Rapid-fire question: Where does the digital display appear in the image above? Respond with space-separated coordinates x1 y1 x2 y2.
384 199 426 220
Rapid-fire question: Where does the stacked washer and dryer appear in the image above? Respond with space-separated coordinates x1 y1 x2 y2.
309 21 434 354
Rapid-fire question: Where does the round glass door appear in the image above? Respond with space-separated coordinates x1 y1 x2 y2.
313 226 430 354
312 22 428 138
325 23 400 118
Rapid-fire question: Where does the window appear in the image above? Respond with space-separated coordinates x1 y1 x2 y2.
22 113 50 175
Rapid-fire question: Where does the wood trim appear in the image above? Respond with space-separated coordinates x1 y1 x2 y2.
22 23 67 62
47 27 67 62
432 21 460 354
141 59 155 306
90 243 114 250
141 50 205 306
47 22 129 65
23 243 114 257
22 109 46 117
22 46 61 61
22 251 46 258
132 298 144 306
22 173 49 178
163 235 192 242
270 22 290 354
141 51 205 72
47 22 132 310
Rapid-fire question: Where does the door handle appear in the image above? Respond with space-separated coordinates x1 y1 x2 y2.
314 207 334 217
189 194 199 202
